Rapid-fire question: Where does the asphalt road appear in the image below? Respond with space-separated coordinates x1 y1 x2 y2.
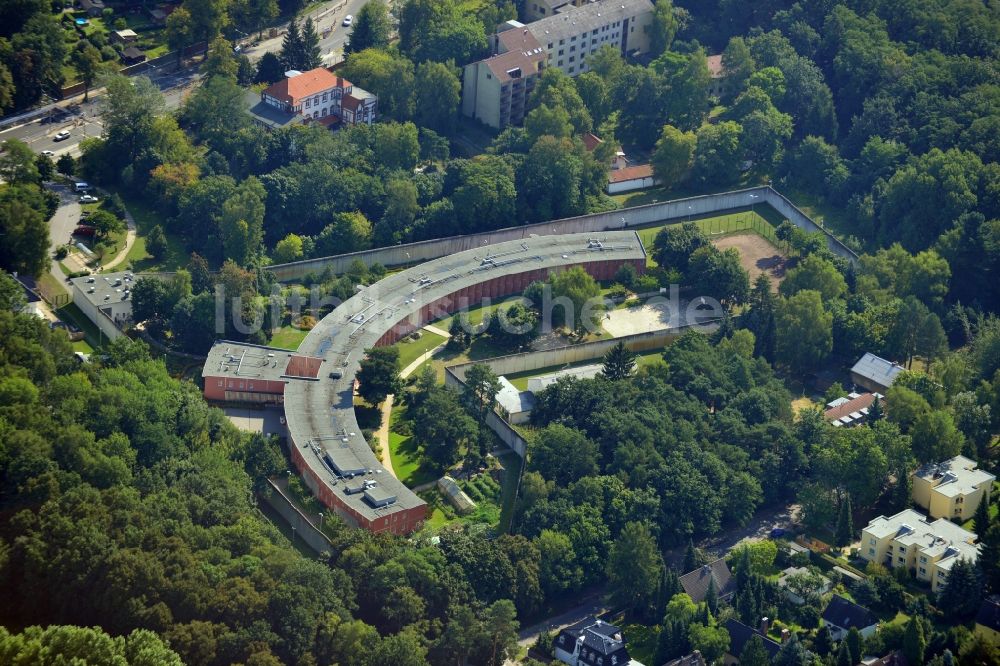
47 184 82 278
0 67 200 158
241 0 373 65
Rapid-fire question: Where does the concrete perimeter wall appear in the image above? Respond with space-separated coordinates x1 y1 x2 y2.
443 321 718 457
259 479 333 555
267 186 856 282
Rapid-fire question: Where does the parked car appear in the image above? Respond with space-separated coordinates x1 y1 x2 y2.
74 181 91 192
41 150 54 157
74 226 95 236
79 194 99 203
342 14 353 25
54 130 70 141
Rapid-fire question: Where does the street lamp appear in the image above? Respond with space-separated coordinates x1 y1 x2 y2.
318 512 324 531
748 193 759 221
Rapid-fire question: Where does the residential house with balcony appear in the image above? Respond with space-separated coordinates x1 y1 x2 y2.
859 508 979 591
461 27 547 129
912 455 995 522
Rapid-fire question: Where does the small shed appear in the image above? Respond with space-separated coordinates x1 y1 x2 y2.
111 28 138 44
121 46 147 65
607 164 659 194
850 352 903 393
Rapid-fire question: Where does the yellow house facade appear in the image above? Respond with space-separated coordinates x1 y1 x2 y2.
912 455 995 522
860 509 978 592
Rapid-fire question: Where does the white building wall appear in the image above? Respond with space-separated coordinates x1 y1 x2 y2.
72 284 124 341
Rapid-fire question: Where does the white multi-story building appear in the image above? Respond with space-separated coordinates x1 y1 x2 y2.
860 509 979 592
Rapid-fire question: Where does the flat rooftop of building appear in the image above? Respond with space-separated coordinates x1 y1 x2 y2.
496 376 536 414
245 90 306 129
285 231 646 523
70 270 138 308
915 455 996 497
526 362 603 393
527 0 654 46
202 341 324 382
865 508 978 550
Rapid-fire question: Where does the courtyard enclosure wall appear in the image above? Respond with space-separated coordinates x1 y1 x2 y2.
267 186 856 281
259 479 333 555
444 321 719 457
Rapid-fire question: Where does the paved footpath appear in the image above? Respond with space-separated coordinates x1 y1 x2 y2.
375 326 452 478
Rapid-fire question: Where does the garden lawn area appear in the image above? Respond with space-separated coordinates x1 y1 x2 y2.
395 331 447 371
636 208 783 262
387 404 437 487
962 490 998 530
426 336 513 383
56 302 106 349
120 193 188 272
620 624 657 666
433 300 509 333
268 325 309 350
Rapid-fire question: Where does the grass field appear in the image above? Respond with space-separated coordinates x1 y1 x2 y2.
268 324 309 350
56 301 107 349
387 404 437 487
395 331 447 371
120 194 188 273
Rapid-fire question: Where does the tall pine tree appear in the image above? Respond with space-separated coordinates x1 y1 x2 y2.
902 617 926 665
812 625 834 656
973 493 990 534
683 538 698 573
937 557 983 619
301 17 322 69
705 577 719 616
279 19 302 70
981 521 1000 592
775 634 811 666
739 634 771 666
601 340 637 380
742 273 776 359
846 627 862 666
835 494 854 547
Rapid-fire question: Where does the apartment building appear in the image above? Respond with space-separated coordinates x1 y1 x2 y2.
912 456 995 522
860 509 979 592
530 0 655 76
524 0 587 22
249 67 377 129
462 0 654 128
462 27 548 129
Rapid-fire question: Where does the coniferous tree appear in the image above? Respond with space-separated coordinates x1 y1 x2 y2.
739 634 771 666
902 617 926 666
973 494 990 534
868 396 884 422
812 625 834 657
301 17 322 70
345 0 391 53
937 557 983 619
835 494 854 547
846 627 862 666
601 340 637 380
836 640 852 666
705 577 719 616
891 471 912 512
743 273 776 359
981 521 1000 592
775 634 811 666
279 19 303 69
683 538 698 572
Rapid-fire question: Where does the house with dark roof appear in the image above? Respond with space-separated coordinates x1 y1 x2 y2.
722 619 781 665
121 46 146 65
679 558 736 604
553 617 644 666
663 651 706 666
79 0 106 16
821 594 878 641
850 353 903 393
975 596 1000 646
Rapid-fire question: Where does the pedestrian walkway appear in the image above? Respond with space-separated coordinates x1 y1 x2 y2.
375 323 452 479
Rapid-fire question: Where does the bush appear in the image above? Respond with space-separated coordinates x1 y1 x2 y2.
635 274 661 292
55 246 68 260
607 283 628 300
615 262 638 287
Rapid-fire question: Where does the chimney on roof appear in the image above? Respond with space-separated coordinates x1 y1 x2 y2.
760 617 770 635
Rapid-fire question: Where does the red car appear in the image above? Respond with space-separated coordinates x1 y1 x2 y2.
74 226 95 236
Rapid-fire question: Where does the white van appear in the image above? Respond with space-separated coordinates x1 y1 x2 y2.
73 182 91 192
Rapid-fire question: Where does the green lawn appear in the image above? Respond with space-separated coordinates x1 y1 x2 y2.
119 194 188 273
433 300 509 333
394 331 447 371
387 405 437 488
496 452 523 533
268 325 309 350
620 623 657 665
56 301 108 349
